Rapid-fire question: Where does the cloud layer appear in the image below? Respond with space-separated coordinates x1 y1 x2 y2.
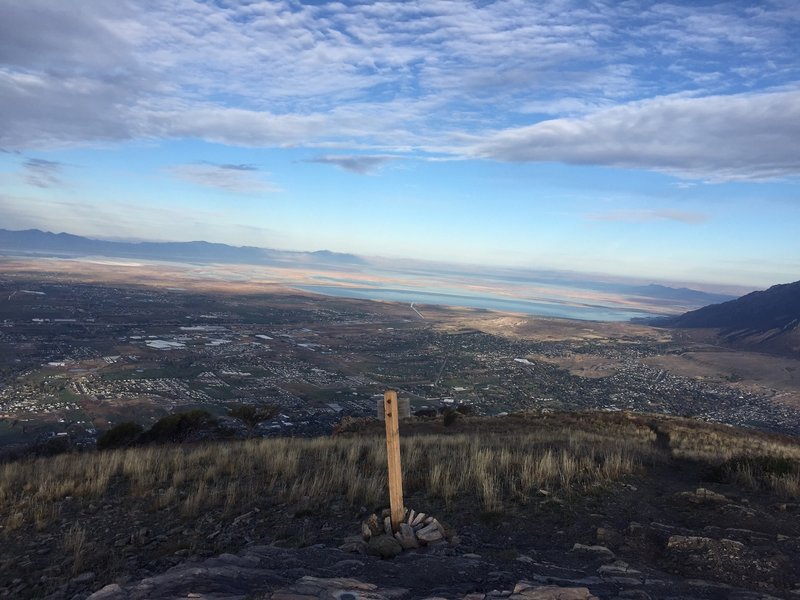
472 90 800 181
587 209 709 224
167 163 279 194
22 158 65 188
306 155 396 174
2 1 799 180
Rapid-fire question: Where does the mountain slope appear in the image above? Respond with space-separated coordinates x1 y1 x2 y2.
663 280 800 356
668 280 800 331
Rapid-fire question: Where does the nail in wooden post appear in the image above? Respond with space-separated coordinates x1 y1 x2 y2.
383 390 404 532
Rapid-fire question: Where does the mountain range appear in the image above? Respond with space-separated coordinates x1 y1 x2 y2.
0 228 738 309
0 228 365 268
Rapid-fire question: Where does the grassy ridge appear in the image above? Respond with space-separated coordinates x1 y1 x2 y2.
1 428 647 534
3 411 799 537
2 410 800 596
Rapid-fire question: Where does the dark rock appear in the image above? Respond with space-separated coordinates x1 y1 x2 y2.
512 581 599 599
84 585 125 600
395 524 418 550
570 543 615 562
339 537 368 555
367 535 403 559
70 571 95 585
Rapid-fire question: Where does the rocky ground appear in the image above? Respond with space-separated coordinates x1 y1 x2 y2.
3 451 800 600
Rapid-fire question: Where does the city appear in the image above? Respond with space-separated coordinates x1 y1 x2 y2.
2 270 798 456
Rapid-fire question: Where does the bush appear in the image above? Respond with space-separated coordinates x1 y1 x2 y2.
442 408 459 427
229 403 279 428
32 435 75 457
140 410 214 444
456 404 475 416
709 455 798 482
97 422 143 450
414 409 438 418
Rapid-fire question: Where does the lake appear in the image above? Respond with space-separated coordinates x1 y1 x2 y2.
295 284 660 321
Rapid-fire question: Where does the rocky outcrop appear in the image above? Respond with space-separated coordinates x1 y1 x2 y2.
74 537 799 600
665 535 788 588
87 572 600 600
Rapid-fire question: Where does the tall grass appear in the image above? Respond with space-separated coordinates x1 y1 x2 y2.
0 425 650 532
3 412 798 534
63 522 87 574
664 419 800 497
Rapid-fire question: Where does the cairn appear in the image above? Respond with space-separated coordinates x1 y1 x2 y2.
361 508 449 553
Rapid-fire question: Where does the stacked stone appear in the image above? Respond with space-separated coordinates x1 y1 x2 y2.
361 508 447 554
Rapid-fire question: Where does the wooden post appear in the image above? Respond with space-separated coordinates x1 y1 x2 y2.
383 390 404 532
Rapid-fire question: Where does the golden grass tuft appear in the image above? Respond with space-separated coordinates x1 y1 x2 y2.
63 521 87 574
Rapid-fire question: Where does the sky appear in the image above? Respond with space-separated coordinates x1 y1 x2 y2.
1 0 799 288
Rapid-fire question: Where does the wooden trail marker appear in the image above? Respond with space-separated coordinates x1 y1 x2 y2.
383 390 404 532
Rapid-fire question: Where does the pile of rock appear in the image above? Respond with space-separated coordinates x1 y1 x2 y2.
359 508 451 557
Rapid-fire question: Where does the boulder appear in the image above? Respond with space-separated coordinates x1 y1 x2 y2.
416 523 444 544
666 535 744 557
597 561 641 577
367 534 403 559
366 514 382 537
86 584 125 600
395 523 419 550
676 488 728 504
512 581 599 599
569 543 615 562
339 536 368 555
361 521 373 541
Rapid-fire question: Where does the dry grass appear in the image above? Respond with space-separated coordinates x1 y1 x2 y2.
0 420 651 532
651 417 800 498
2 412 798 535
668 423 800 463
63 522 87 574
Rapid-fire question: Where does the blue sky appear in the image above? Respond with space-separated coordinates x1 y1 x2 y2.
1 0 799 288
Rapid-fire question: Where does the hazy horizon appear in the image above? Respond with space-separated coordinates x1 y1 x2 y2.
0 226 758 297
1 1 799 288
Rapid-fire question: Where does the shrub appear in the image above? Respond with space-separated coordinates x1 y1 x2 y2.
414 409 438 418
140 410 214 444
442 408 459 427
456 404 475 416
709 455 798 482
33 435 74 457
97 422 143 450
228 403 279 428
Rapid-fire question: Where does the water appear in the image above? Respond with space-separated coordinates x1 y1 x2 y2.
294 284 659 321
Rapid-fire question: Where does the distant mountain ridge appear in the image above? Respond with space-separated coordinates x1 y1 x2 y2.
662 280 800 356
0 228 733 310
0 228 365 268
628 283 734 305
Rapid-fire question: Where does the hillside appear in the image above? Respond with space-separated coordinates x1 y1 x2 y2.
667 280 800 331
662 280 800 356
2 411 799 599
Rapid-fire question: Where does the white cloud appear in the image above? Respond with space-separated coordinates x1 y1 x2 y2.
167 163 280 194
587 209 709 224
305 155 397 174
471 90 800 181
22 158 65 188
1 1 799 180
